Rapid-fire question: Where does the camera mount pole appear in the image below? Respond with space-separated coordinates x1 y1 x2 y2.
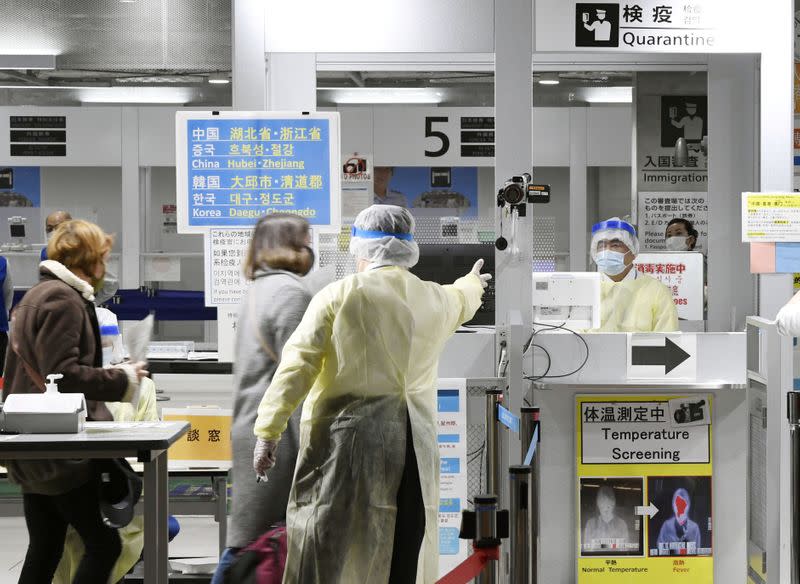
788 391 800 584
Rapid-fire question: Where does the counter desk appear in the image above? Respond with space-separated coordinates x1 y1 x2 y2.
0 421 189 584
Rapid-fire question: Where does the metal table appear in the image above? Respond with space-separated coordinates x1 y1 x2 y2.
0 421 189 584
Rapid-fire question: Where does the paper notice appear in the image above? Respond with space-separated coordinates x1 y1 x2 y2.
125 315 154 364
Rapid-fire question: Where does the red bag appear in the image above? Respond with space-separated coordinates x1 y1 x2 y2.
224 523 287 584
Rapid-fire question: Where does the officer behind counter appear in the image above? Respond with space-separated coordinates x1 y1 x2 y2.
589 217 678 333
41 210 72 261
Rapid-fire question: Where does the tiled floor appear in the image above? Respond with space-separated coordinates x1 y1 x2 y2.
0 516 221 583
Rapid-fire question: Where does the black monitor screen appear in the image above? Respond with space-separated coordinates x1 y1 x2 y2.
9 224 25 238
410 243 495 326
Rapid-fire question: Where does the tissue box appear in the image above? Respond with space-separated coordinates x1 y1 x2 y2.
3 392 87 434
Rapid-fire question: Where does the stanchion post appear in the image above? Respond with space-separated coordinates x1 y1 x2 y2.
509 466 531 584
475 494 501 584
521 406 540 584
485 389 504 501
788 391 800 584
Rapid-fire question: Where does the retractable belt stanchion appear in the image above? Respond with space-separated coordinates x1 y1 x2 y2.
788 391 800 584
521 406 540 584
486 389 504 499
483 389 504 584
436 495 509 584
509 466 531 584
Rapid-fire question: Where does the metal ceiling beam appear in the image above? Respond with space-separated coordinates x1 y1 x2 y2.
0 54 55 70
0 70 48 86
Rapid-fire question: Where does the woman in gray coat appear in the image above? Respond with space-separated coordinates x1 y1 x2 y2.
211 214 314 584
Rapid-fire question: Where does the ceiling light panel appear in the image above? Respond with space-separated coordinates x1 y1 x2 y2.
319 87 444 104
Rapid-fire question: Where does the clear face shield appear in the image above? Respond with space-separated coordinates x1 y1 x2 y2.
590 220 638 276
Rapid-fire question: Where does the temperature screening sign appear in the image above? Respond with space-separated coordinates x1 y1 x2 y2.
576 395 713 583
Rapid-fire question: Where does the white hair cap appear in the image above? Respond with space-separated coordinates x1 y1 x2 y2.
590 217 639 261
349 204 420 268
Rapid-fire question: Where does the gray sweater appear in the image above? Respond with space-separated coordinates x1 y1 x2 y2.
228 269 312 548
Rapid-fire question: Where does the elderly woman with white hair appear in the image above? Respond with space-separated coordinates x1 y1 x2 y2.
252 204 490 584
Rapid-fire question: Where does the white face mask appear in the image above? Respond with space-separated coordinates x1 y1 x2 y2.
665 236 690 252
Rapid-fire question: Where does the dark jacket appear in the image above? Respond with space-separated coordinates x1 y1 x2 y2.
3 261 135 494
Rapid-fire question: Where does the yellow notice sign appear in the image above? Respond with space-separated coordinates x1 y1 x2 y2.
162 408 232 464
742 192 800 242
576 395 713 583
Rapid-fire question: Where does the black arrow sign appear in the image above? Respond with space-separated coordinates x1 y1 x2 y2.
631 338 691 375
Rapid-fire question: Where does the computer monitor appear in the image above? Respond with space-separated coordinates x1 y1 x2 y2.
532 272 601 330
410 243 495 326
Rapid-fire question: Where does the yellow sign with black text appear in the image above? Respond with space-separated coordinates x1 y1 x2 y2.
576 395 713 583
162 408 232 464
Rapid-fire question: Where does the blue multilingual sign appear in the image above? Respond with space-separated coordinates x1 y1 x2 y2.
185 116 333 227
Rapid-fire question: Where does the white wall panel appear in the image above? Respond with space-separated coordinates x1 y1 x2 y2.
265 0 494 53
139 107 179 167
532 108 570 166
41 167 122 243
338 106 374 158
0 107 121 166
587 105 632 166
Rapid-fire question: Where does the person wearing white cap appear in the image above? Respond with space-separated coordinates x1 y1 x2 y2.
252 204 490 584
584 8 612 41
670 101 704 141
590 217 678 332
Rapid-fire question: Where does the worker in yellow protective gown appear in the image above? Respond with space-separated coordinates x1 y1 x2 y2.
590 218 678 332
253 205 489 584
53 308 159 584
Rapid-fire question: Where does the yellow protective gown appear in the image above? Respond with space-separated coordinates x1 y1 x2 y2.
52 378 158 584
593 272 679 332
255 267 484 584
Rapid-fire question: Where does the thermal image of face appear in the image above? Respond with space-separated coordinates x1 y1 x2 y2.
656 486 703 554
673 489 690 526
597 486 617 523
583 485 631 552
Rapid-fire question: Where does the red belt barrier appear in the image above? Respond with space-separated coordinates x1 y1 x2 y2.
435 544 500 584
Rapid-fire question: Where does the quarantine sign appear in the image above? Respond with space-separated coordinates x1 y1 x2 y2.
576 395 712 583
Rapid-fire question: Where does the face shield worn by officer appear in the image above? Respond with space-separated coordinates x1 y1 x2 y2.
252 204 490 584
590 218 678 333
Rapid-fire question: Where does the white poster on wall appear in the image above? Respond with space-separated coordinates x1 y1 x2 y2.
341 152 373 221
437 378 469 578
637 191 708 252
143 255 181 282
634 252 704 321
203 228 252 307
